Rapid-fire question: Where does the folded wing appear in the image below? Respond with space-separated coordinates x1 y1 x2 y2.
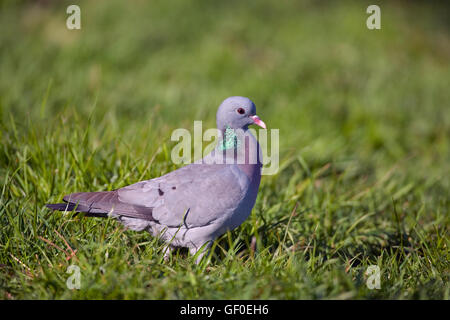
118 163 247 228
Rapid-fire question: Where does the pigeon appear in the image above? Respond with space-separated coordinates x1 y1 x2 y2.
46 96 266 263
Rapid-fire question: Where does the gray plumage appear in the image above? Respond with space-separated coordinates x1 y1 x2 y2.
46 96 266 262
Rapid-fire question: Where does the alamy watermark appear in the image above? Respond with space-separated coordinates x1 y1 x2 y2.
66 264 81 289
365 265 381 290
366 5 381 30
66 5 81 30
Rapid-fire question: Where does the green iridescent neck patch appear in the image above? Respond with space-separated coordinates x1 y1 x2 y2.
218 126 241 151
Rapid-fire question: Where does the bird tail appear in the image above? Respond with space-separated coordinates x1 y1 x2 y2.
46 203 79 211
45 190 154 220
45 191 113 218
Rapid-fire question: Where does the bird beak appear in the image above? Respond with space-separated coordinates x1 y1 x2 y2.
250 115 267 129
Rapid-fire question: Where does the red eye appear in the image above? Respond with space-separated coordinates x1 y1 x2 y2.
237 108 245 115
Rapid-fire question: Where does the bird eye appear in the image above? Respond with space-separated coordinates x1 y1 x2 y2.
237 108 245 115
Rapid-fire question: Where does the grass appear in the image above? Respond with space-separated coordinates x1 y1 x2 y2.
0 0 449 299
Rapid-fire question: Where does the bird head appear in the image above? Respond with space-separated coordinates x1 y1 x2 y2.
216 96 266 131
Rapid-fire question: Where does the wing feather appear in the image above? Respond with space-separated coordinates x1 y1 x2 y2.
118 163 248 228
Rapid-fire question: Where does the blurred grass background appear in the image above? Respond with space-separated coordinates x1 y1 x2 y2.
0 0 448 299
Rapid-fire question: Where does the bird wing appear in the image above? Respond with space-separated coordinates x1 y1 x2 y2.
118 163 248 228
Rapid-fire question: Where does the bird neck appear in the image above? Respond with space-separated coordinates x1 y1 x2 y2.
212 127 262 167
218 126 243 151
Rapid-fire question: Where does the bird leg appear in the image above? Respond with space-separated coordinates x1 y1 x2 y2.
190 242 212 264
163 245 174 261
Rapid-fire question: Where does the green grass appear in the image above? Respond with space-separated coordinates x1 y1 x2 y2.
0 0 449 299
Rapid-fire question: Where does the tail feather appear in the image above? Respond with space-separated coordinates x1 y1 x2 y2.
45 203 107 217
45 203 78 211
46 190 155 221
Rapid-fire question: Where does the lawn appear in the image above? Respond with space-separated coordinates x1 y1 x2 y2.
0 0 448 299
